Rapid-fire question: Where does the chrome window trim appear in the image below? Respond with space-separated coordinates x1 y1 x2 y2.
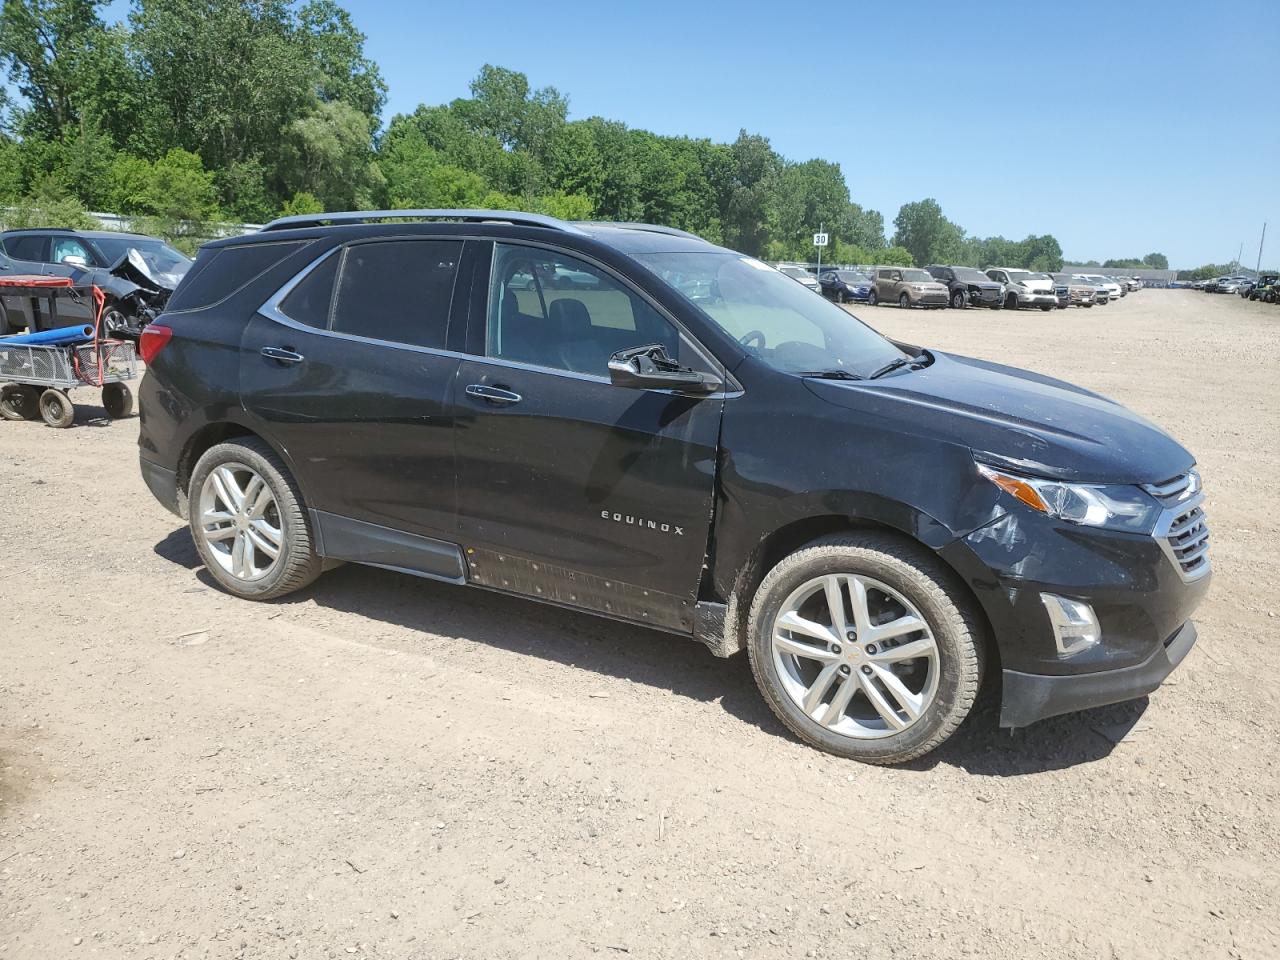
482 237 737 391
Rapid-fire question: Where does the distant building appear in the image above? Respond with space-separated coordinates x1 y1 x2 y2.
1064 266 1178 286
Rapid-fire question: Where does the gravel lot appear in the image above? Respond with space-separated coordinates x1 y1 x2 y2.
2 290 1277 959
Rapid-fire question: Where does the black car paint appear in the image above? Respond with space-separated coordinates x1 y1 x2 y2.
138 220 1207 730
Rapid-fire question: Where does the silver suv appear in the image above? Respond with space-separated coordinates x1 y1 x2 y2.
986 268 1059 312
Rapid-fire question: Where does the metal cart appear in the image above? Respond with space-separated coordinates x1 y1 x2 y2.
0 277 138 428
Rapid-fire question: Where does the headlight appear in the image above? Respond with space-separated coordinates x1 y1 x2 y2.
977 464 1161 533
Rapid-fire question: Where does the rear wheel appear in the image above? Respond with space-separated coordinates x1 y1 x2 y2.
38 388 74 428
748 533 984 764
102 382 133 419
1 384 40 421
898 292 910 309
188 438 323 600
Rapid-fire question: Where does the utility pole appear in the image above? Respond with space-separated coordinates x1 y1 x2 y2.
1236 242 1243 272
1257 223 1267 273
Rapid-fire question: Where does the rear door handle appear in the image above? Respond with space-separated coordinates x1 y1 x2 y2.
465 384 522 406
261 346 304 364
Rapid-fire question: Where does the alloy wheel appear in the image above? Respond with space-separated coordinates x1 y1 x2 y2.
770 574 939 739
198 463 285 581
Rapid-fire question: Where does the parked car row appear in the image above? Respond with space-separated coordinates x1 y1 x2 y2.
775 261 1143 311
1188 273 1280 303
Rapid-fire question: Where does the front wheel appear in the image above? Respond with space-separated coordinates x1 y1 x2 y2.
898 293 910 309
951 290 967 309
747 533 984 764
868 289 879 306
1040 305 1051 311
38 389 74 428
188 438 323 600
1004 294 1019 310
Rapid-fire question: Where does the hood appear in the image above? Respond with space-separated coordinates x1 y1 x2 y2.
804 351 1192 484
108 249 184 292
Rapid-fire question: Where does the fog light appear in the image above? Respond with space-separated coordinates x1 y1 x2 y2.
1040 594 1101 657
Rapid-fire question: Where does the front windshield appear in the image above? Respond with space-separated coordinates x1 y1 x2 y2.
634 252 904 376
91 237 192 278
901 269 933 283
952 267 989 283
837 271 870 282
1025 272 1051 281
1005 270 1034 282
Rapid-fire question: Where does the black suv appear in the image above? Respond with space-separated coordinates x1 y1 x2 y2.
924 265 1005 310
137 210 1210 765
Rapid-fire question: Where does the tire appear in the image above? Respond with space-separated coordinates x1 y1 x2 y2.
868 289 878 306
0 302 11 338
951 290 966 309
747 533 984 764
38 388 74 428
1 384 40 421
100 306 128 340
102 382 133 419
837 290 846 304
1040 305 1051 312
898 293 910 309
1004 293 1019 311
187 438 323 600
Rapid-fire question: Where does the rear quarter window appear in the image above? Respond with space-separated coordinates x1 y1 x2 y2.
165 240 310 313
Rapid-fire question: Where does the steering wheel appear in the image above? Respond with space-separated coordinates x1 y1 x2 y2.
739 329 766 350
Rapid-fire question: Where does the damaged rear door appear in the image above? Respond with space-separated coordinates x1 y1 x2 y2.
453 241 724 634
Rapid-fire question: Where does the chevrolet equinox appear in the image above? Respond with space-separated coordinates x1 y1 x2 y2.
137 210 1210 764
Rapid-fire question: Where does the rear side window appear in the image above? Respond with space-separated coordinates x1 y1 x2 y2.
330 239 462 349
279 253 339 329
165 240 308 312
4 234 47 262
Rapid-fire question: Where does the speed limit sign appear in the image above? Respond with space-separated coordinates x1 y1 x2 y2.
813 232 829 247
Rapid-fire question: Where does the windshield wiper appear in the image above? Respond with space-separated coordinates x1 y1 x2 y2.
798 369 863 381
868 350 932 380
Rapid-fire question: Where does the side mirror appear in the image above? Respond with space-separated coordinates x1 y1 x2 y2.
608 344 722 395
61 254 88 267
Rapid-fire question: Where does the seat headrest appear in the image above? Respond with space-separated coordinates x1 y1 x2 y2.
548 298 592 338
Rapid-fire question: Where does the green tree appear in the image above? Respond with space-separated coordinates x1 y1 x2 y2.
0 0 104 137
1142 252 1169 270
892 199 963 266
296 0 386 121
281 99 377 210
723 129 781 256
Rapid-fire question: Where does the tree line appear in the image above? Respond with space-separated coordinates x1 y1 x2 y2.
0 0 1159 274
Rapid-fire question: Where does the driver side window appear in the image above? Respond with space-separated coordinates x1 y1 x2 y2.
50 236 91 265
487 243 687 377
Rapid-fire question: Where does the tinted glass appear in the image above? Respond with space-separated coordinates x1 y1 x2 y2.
166 240 307 312
488 243 684 376
331 239 461 348
4 235 47 262
279 253 339 329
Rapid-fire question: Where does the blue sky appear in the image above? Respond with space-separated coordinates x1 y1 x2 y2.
102 0 1280 266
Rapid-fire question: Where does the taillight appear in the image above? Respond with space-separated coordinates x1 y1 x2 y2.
138 324 173 365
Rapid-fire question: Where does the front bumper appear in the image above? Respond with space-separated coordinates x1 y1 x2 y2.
1000 620 1197 727
1016 292 1059 308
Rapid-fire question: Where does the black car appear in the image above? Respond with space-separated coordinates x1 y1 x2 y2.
0 229 191 339
817 269 873 303
137 209 1210 765
924 265 1004 309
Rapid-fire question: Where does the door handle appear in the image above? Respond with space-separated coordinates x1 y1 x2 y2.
465 384 522 406
261 346 304 364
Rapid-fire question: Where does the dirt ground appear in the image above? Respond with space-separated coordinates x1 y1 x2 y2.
2 290 1278 960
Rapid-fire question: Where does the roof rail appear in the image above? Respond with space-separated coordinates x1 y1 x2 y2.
576 221 704 241
259 208 590 235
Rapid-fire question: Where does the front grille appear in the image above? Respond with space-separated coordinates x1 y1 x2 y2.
1144 472 1210 581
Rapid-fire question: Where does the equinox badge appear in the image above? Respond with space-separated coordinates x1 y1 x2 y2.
601 510 684 536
